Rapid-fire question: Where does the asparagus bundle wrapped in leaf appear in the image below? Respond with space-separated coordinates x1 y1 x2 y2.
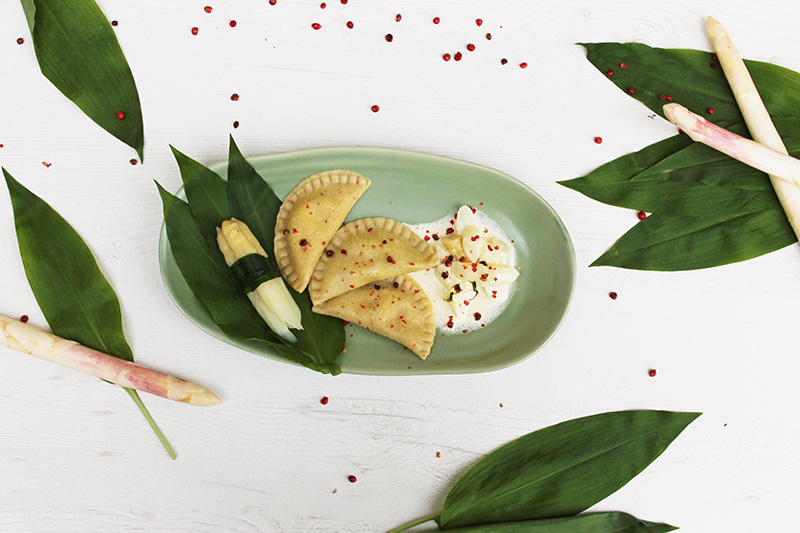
216 218 303 343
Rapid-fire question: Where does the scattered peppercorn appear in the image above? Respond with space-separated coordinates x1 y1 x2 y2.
594 136 603 144
396 14 402 22
348 475 357 483
346 21 354 28
130 159 138 165
467 43 476 52
454 52 463 61
500 58 508 65
707 107 715 114
231 93 239 101
229 20 237 27
620 62 628 69
433 16 440 24
519 62 528 69
191 27 199 35
371 105 380 113
648 368 657 377
627 87 635 95
609 291 618 300
385 33 393 42
204 6 213 13
111 20 118 27
312 22 322 30
116 112 125 120
233 120 239 128
20 315 29 323
320 396 329 405
637 211 647 220
16 37 24 45
442 53 451 61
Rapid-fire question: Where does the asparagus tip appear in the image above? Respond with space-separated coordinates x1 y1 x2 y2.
706 16 727 41
187 389 223 407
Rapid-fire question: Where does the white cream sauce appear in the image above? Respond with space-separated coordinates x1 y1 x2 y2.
407 206 519 335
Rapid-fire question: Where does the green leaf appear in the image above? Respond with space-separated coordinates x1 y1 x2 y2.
581 42 800 126
5 168 174 458
440 513 676 532
591 209 795 270
170 146 229 250
25 0 144 159
226 137 345 374
438 410 699 529
227 136 281 272
561 43 800 270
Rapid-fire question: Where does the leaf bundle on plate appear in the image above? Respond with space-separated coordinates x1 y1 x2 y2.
560 43 800 270
390 410 698 532
157 137 346 375
4 169 175 458
20 0 145 159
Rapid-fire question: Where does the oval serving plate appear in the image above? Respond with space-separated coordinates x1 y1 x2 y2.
159 146 576 376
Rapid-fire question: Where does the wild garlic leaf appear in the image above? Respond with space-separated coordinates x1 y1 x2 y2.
5 169 174 458
438 410 699 529
23 0 144 159
581 43 800 126
439 512 676 532
171 146 229 251
225 138 344 374
562 43 800 270
591 209 795 270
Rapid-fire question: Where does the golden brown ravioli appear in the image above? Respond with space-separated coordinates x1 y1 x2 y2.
308 217 439 305
274 170 371 292
313 276 435 359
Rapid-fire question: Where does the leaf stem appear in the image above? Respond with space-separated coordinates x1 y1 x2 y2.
386 513 440 533
124 387 177 460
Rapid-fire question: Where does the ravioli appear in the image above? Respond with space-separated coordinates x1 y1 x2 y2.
274 169 371 292
312 276 435 359
308 217 439 305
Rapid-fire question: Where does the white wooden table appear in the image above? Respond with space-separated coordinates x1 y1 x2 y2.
2 1 799 531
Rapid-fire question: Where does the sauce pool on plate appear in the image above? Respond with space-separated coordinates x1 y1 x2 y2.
408 206 519 334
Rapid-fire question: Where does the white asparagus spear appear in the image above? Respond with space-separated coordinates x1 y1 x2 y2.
706 16 800 238
217 218 303 342
0 315 221 406
663 103 800 186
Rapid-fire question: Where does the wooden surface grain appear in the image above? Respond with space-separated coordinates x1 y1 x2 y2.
2 1 800 531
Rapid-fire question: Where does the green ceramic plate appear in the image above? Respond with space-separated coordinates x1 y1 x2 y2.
159 146 576 375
